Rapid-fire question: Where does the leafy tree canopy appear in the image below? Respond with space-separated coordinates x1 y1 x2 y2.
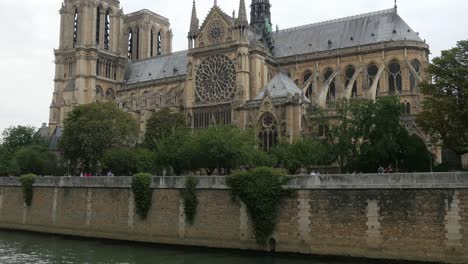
102 147 156 176
13 145 57 176
417 40 468 155
1 126 46 154
59 102 138 172
144 109 186 149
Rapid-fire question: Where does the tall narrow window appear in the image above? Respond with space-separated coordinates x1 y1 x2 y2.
150 29 154 57
367 64 380 95
136 28 140 60
73 9 79 48
388 60 402 95
157 31 162 55
345 65 358 98
303 71 314 99
104 10 110 50
258 113 278 151
96 7 100 45
410 60 421 93
324 68 336 103
127 30 133 60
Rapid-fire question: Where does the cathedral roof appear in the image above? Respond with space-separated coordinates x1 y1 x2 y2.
125 50 188 85
273 8 424 58
254 72 310 103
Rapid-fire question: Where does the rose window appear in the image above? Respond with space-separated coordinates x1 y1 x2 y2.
195 55 236 103
207 21 226 44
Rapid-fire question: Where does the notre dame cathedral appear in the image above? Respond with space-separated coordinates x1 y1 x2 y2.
48 0 430 151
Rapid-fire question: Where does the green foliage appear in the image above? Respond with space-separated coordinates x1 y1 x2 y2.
1 126 46 154
0 145 19 176
270 139 333 174
417 40 468 155
190 126 256 175
13 145 57 176
154 129 194 176
59 102 138 172
154 126 257 175
102 148 156 176
131 173 153 219
226 167 290 244
144 109 187 149
20 174 36 206
181 176 199 225
313 97 434 173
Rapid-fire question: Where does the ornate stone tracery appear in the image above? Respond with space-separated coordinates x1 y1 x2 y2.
195 55 236 104
207 20 226 44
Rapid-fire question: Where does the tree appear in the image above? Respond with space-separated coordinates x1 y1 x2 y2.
13 145 57 176
315 98 373 172
0 145 19 176
356 97 408 172
191 126 256 175
154 129 194 175
59 102 138 172
417 40 468 156
270 139 333 174
144 109 186 149
1 126 46 154
102 147 157 176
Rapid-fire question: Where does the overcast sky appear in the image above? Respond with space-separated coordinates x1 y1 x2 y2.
0 0 467 133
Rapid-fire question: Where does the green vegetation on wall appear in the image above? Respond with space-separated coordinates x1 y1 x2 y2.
181 176 199 225
226 167 290 244
131 173 153 219
20 174 36 206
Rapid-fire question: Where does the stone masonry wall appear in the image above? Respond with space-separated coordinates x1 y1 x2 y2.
0 174 467 263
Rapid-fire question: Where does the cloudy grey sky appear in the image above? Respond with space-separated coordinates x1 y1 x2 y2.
0 0 467 133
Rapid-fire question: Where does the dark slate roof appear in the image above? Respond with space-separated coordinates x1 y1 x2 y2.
254 72 310 102
273 8 423 57
125 51 188 85
48 126 63 151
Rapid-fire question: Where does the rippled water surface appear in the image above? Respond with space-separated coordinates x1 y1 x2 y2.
0 230 422 264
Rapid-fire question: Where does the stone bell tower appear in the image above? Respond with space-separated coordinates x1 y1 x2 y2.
49 0 127 135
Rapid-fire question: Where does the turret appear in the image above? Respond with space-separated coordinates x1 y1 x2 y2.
188 0 199 49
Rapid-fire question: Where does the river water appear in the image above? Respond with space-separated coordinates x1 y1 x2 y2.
0 230 422 264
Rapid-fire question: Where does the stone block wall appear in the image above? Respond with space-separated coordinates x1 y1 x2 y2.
0 175 467 263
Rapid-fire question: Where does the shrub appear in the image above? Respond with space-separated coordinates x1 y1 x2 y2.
131 173 153 219
20 174 36 206
226 167 290 244
181 176 199 225
102 148 156 176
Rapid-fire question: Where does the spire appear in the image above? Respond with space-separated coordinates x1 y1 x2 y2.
250 0 271 33
394 0 398 12
237 0 248 25
188 0 199 38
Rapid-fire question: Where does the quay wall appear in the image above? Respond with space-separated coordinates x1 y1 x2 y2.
0 173 467 263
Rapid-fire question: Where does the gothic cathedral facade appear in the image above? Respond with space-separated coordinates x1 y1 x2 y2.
49 0 430 151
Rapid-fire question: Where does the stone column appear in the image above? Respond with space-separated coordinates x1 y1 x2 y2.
366 199 382 248
445 191 462 249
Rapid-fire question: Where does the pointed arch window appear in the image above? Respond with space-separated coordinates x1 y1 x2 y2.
127 30 133 60
258 112 278 151
367 63 380 95
410 60 421 93
96 7 101 45
388 60 402 95
104 10 111 50
73 9 79 48
157 31 162 55
303 70 314 99
324 68 336 103
345 65 358 98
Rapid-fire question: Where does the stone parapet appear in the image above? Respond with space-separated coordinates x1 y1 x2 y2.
0 172 467 189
